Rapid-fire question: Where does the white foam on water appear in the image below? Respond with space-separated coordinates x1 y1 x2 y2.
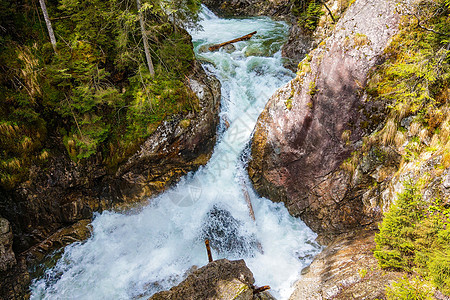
30 7 321 300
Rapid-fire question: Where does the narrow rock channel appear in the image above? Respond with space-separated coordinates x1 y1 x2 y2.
29 7 321 300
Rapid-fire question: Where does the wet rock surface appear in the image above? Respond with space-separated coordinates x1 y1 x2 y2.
0 218 15 272
249 0 401 240
202 0 291 18
0 62 221 299
0 217 30 300
289 229 403 300
150 259 274 300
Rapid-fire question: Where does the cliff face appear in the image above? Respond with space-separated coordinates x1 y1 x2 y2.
0 63 220 299
248 0 400 240
202 0 291 18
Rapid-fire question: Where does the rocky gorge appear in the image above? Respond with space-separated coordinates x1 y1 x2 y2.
204 0 450 298
1 0 449 298
0 61 221 298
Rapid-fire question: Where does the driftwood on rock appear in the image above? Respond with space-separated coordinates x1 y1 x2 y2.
209 31 257 52
205 239 213 263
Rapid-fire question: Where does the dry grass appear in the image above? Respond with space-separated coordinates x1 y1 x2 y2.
397 102 411 120
341 153 359 175
394 131 406 148
382 119 397 146
427 108 445 129
362 135 377 152
354 33 370 46
430 134 440 149
7 158 21 170
39 150 49 161
16 44 40 101
438 118 450 143
409 122 421 136
0 122 19 137
419 128 429 144
378 166 392 182
21 136 33 150
442 148 450 169
342 129 351 145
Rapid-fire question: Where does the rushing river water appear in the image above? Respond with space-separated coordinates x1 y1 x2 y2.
30 7 321 300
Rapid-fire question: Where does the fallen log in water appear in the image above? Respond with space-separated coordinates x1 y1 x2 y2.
208 31 257 52
241 182 264 254
241 182 256 221
253 285 271 294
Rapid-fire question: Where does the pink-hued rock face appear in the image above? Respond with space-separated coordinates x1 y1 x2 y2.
249 0 401 239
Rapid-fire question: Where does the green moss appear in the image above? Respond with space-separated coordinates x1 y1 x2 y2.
366 0 449 125
308 81 318 96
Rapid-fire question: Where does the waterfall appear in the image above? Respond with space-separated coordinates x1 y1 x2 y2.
30 7 321 300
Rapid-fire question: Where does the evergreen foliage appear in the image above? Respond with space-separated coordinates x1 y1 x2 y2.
0 0 201 189
291 0 325 32
374 180 450 297
385 276 434 300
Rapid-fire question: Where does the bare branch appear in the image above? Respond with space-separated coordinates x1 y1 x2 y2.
412 13 450 37
317 0 336 24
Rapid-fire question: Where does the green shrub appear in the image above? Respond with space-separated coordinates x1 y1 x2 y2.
386 276 434 300
375 180 450 296
429 250 450 295
374 181 425 271
292 0 325 32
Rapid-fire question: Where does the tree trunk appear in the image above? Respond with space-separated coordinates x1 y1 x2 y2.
136 0 155 76
38 0 57 52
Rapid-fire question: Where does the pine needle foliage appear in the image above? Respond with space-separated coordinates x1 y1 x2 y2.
374 180 450 297
0 0 201 189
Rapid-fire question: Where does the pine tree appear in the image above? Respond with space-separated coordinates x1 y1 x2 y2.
38 0 57 52
136 0 155 76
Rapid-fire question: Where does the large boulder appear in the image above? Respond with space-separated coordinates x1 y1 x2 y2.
249 0 400 240
0 217 30 300
150 259 274 300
